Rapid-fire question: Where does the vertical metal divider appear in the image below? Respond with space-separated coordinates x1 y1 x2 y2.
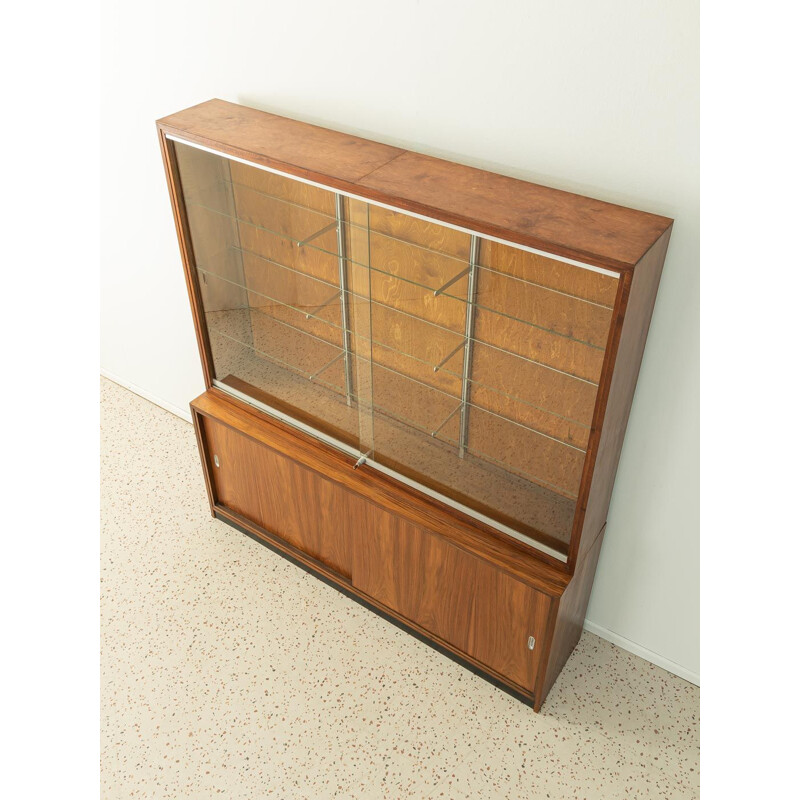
335 193 355 406
222 157 254 352
458 235 480 457
360 202 376 464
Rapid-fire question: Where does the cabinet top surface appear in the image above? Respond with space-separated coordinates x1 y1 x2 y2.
157 98 672 270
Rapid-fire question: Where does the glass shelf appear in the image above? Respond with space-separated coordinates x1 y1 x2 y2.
185 200 612 354
198 245 603 386
197 265 594 446
174 139 621 558
219 175 616 308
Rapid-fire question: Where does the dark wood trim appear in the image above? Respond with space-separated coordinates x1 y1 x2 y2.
158 131 216 389
191 407 217 516
214 507 537 708
192 391 569 596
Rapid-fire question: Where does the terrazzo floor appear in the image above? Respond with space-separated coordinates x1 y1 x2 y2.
100 376 699 799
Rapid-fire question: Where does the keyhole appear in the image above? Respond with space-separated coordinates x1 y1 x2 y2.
213 454 220 468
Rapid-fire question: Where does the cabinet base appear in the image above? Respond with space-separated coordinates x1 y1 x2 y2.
192 389 605 712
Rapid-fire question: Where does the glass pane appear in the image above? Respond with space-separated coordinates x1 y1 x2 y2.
361 206 620 556
173 141 371 453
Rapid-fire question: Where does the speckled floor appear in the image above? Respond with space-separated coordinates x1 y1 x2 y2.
100 376 699 799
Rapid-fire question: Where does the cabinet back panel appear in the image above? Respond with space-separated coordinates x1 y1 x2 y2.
229 160 336 216
479 240 619 307
368 205 470 260
237 223 340 287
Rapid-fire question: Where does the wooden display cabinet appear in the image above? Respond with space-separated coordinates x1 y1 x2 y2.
157 99 672 710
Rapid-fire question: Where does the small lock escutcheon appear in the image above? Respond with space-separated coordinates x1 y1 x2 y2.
527 636 536 651
213 454 220 468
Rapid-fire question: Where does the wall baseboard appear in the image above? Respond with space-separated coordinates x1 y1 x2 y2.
99 371 699 688
100 369 192 423
582 619 699 686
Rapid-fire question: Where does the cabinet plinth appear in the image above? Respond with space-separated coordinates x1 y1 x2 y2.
160 99 672 709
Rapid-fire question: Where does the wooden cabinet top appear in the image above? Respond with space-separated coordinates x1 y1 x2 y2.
157 98 672 272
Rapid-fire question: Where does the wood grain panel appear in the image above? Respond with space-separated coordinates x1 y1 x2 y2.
215 503 541 707
470 342 598 427
368 206 470 259
468 383 591 450
473 308 606 384
475 267 614 348
234 184 339 252
238 224 340 287
371 341 462 398
368 303 464 395
369 233 469 305
201 415 352 577
229 160 336 215
479 240 619 307
344 199 371 297
539 525 606 703
368 266 467 334
359 151 671 270
159 99 405 184
352 512 551 690
242 253 343 343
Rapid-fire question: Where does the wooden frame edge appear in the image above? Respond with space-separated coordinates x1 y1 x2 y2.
158 128 216 389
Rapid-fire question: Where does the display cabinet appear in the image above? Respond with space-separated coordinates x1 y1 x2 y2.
158 99 672 710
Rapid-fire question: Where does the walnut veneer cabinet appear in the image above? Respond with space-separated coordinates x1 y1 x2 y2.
158 99 672 710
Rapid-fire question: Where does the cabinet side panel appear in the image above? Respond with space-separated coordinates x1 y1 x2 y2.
570 228 672 568
539 525 606 703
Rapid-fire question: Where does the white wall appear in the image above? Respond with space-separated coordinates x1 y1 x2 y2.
101 1 699 682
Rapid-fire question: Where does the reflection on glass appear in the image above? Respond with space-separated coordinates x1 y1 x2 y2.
173 140 619 557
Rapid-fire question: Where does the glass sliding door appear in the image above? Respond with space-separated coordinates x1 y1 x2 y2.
173 141 374 457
